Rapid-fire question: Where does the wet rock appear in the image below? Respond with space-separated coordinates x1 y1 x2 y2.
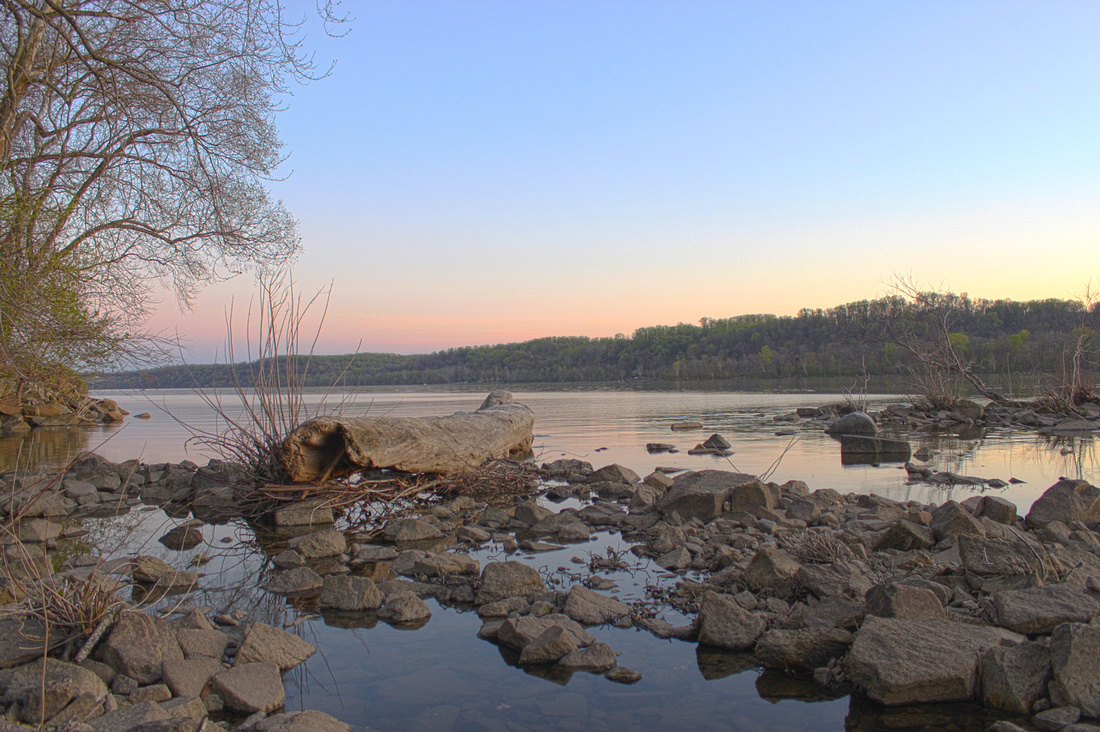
383 518 444 542
161 657 223 698
865 583 945 621
255 710 351 732
563 585 631 625
264 567 323 597
1027 479 1100 530
236 623 317 671
287 529 345 559
825 411 877 436
99 611 184 685
211 662 285 714
754 628 853 671
158 523 204 551
697 591 765 651
378 590 431 623
410 552 479 578
475 561 548 605
272 549 305 569
559 641 618 672
1049 622 1100 716
995 584 1100 634
131 556 199 588
497 616 595 650
272 498 334 527
605 666 642 683
320 575 383 611
518 626 578 664
846 617 1023 705
1033 707 1082 731
513 500 553 526
981 641 1053 714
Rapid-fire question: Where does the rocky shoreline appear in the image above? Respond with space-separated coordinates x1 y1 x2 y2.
0 401 1097 731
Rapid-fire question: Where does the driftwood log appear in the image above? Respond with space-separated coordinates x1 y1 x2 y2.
279 391 535 482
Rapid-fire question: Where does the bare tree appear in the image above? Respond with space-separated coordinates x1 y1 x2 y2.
0 0 345 389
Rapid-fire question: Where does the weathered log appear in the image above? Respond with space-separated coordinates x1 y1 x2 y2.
279 391 535 481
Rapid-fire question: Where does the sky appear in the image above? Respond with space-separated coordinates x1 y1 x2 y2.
147 1 1100 363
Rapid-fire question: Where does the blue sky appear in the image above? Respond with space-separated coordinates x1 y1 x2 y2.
151 1 1100 361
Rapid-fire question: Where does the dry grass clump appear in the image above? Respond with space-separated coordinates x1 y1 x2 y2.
778 530 853 564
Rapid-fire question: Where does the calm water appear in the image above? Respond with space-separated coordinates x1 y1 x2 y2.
4 386 1095 731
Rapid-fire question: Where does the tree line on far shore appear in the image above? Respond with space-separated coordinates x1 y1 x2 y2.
94 292 1098 391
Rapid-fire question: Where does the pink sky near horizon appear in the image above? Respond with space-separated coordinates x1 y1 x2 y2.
142 2 1100 365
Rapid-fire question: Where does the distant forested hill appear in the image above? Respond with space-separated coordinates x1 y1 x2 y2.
95 294 1098 389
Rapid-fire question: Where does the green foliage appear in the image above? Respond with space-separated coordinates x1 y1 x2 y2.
97 294 1100 390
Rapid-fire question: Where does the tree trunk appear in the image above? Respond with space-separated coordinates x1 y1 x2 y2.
279 391 535 481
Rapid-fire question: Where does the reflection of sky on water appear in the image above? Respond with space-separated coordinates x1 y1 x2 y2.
10 387 1093 514
47 386 1079 730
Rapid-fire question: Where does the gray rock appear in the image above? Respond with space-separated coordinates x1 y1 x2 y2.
264 566 323 597
272 550 305 569
130 683 172 703
6 657 107 724
382 518 444 542
518 626 578 664
590 464 640 484
1033 707 1082 732
176 629 228 660
0 615 54 669
825 411 877 436
929 501 986 540
158 524 204 551
88 700 170 731
255 710 351 732
475 561 547 605
796 561 874 600
496 616 595 650
605 666 642 683
161 657 223 698
865 583 945 621
563 585 630 625
656 470 759 522
131 556 198 588
754 628 853 671
981 641 1052 714
235 623 316 671
410 552 479 578
1027 479 1100 529
697 591 765 651
846 616 1024 705
1050 622 1100 717
559 642 618 672
655 546 691 570
743 546 801 596
979 495 1019 525
272 499 335 527
875 520 935 551
99 611 184 685
287 529 345 559
959 534 1053 578
320 575 382 611
211 662 285 714
378 590 431 623
995 584 1100 634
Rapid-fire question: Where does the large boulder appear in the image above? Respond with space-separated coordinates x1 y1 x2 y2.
1026 479 1100 529
655 470 760 522
754 628 853 671
697 591 765 651
846 617 1023 705
98 611 183 684
1049 622 1100 716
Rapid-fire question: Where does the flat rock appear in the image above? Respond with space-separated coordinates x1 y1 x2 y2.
697 591 765 651
272 499 335 527
383 518 444 542
995 584 1100 634
563 585 631 625
754 628 853 671
320 575 383 611
846 616 1024 705
287 529 346 559
475 561 547 605
161 657 224 698
264 566 323 597
99 611 184 684
255 710 351 732
656 470 759 522
176 628 228 659
236 622 316 671
211 662 285 714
